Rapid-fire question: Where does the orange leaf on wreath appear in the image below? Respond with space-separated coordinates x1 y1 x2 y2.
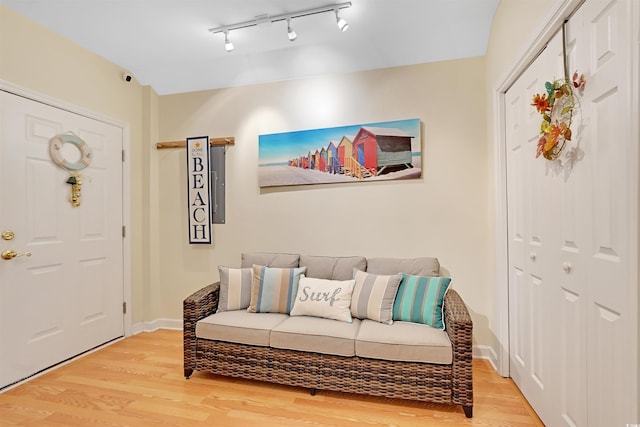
543 125 561 153
559 121 571 141
536 136 546 158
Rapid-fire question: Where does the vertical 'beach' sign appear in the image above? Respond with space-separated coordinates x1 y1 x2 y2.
186 136 212 244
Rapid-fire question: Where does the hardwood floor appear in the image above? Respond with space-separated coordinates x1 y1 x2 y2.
0 330 543 426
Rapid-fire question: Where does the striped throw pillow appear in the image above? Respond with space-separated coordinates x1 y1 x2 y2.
392 274 451 329
350 269 402 324
248 265 307 314
217 266 252 312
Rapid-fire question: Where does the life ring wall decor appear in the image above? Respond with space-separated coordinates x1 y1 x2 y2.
49 132 92 207
49 132 92 171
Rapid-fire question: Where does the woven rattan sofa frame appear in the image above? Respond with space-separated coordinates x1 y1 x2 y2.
183 282 474 418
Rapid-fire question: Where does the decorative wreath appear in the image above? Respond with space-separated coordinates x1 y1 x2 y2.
531 71 586 160
49 132 92 171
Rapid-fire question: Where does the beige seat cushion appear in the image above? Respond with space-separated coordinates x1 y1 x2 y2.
355 319 452 364
196 310 288 346
270 316 361 356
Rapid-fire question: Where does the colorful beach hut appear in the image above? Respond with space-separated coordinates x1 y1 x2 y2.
326 141 340 174
352 127 414 176
319 147 327 172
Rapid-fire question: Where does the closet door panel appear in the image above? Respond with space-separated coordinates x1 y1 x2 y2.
580 1 635 424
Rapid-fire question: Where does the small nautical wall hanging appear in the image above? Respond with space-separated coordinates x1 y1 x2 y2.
49 132 92 207
186 136 212 244
531 21 586 162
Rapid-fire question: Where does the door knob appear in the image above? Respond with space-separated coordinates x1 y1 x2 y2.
1 250 32 260
562 262 572 273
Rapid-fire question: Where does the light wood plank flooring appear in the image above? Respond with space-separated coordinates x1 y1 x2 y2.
0 329 543 426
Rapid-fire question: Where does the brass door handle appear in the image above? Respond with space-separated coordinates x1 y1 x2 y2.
1 250 32 260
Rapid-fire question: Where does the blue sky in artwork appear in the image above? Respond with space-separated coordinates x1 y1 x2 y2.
258 118 420 165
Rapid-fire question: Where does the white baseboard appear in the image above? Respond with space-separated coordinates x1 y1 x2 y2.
130 318 182 335
473 344 500 373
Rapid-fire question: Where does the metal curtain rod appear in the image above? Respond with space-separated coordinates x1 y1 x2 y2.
208 1 351 34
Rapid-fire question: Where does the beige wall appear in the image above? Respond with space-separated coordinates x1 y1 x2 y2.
0 5 152 324
157 58 493 345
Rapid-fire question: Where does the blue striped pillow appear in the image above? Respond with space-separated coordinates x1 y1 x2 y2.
392 274 451 329
248 265 307 314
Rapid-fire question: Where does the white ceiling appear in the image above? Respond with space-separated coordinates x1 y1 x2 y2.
1 0 499 95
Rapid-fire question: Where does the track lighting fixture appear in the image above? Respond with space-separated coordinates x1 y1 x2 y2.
287 18 297 41
335 8 349 32
209 1 351 52
224 30 234 52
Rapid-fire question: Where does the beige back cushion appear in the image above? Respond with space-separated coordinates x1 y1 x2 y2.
299 255 367 280
366 257 439 276
241 252 300 268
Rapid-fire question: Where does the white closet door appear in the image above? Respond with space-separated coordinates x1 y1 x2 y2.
575 1 637 425
505 0 637 425
506 30 566 424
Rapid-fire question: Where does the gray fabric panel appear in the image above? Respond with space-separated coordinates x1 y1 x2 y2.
299 255 367 280
356 273 375 316
355 319 452 364
351 269 402 324
196 310 288 346
366 257 440 276
217 266 252 312
270 316 360 356
241 252 300 268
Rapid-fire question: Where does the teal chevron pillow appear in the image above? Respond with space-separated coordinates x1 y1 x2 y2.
392 274 451 329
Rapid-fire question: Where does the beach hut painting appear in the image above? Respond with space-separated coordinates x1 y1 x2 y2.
258 118 421 188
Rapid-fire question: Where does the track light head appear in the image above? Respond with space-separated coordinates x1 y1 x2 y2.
335 8 349 32
287 18 297 41
224 30 234 52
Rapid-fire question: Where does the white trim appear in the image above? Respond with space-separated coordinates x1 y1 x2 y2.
131 319 183 335
473 345 499 371
492 0 584 377
630 0 640 414
122 125 132 337
0 78 133 338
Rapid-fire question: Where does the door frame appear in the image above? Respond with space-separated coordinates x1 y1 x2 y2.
492 0 585 377
0 79 132 337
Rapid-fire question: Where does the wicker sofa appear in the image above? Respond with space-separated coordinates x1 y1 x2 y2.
183 253 474 418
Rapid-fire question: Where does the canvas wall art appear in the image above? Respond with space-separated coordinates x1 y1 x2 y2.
258 118 421 188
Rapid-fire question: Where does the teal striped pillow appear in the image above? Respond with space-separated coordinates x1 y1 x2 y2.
392 274 451 329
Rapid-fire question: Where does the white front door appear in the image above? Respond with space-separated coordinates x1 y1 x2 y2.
0 91 124 389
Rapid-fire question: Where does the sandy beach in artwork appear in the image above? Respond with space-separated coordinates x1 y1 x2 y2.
259 156 422 187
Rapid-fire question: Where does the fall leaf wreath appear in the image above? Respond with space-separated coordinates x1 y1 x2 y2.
531 71 586 160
